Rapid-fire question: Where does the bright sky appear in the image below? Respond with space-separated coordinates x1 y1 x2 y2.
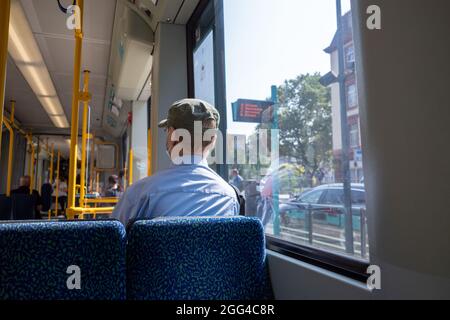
223 0 351 136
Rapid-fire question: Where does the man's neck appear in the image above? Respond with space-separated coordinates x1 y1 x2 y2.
172 154 208 166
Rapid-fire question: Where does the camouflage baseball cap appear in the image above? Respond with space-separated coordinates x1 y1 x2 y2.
158 99 220 130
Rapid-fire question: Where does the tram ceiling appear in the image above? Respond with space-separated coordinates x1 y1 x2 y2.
4 0 200 138
5 0 116 134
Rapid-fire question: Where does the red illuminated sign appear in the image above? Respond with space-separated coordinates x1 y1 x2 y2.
232 99 274 124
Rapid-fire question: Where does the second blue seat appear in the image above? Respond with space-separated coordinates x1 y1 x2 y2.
126 216 273 300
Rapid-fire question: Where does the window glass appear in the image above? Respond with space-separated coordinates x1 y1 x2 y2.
349 122 360 148
345 45 355 65
299 190 324 204
193 30 215 105
347 84 357 108
323 189 344 205
222 0 369 260
131 101 148 182
351 190 366 205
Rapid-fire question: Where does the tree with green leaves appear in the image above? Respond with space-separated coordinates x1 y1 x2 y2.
257 73 332 187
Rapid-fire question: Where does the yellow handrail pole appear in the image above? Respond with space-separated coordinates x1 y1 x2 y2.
47 144 54 219
67 0 84 220
49 144 54 183
129 149 134 186
30 140 35 195
3 121 14 195
5 100 15 196
0 0 11 162
79 70 90 208
26 134 35 195
89 133 95 192
55 150 60 217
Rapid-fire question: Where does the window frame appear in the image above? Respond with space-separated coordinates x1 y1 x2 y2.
187 0 228 181
186 0 370 284
266 236 370 283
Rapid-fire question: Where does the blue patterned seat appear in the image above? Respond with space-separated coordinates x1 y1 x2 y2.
0 220 126 300
126 217 273 300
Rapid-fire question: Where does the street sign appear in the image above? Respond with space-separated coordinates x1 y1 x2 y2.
232 99 274 124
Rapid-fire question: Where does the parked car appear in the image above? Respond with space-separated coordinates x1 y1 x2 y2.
279 183 366 230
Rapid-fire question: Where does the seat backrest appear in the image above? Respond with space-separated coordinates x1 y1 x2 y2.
0 195 12 221
0 220 126 300
126 216 273 300
11 194 36 220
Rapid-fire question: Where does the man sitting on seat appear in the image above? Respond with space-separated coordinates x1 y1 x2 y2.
112 99 239 226
105 175 123 198
11 176 42 219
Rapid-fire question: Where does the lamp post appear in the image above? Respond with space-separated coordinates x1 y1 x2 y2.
336 0 354 254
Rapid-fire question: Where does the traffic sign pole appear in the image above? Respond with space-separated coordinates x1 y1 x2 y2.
271 85 281 236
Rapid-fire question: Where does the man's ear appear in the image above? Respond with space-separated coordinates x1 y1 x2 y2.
204 134 217 154
168 127 183 147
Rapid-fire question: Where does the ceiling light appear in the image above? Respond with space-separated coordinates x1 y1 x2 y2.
51 115 69 128
8 0 69 128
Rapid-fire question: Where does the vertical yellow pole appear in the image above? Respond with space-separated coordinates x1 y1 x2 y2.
48 144 54 218
49 144 54 183
67 0 84 219
0 0 11 163
6 100 15 196
38 175 42 195
96 172 99 193
80 70 90 209
129 149 134 186
89 133 95 192
55 151 60 217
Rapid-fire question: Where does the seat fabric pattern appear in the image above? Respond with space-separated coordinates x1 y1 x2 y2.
0 220 126 300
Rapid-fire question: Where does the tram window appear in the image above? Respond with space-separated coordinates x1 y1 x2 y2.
220 0 369 262
96 144 117 170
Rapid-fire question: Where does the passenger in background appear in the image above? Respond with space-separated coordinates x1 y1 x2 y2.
112 99 239 226
229 169 244 192
52 177 68 213
105 175 123 198
11 176 42 219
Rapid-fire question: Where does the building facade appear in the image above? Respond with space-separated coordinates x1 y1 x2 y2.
322 11 363 183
